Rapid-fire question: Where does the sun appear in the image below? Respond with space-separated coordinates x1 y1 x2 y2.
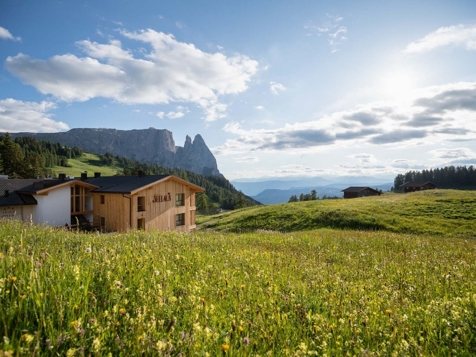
381 72 416 101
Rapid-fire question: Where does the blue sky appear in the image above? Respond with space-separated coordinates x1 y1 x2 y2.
1 0 476 180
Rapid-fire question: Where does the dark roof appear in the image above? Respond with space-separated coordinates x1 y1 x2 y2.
0 179 39 206
341 186 380 193
400 181 438 188
16 178 75 194
85 175 170 193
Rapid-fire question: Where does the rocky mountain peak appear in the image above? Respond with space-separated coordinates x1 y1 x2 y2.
9 128 221 176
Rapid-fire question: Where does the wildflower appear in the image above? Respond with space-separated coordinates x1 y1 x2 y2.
221 344 230 352
119 308 126 315
85 247 92 254
92 337 101 352
385 309 393 315
243 337 250 345
154 270 160 276
66 348 76 357
21 334 34 343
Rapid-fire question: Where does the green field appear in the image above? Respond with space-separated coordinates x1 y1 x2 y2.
50 153 121 177
198 189 476 238
1 190 476 356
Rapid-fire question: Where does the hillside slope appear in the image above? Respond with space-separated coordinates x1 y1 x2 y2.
199 190 476 237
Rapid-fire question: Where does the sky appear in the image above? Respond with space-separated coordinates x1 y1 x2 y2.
1 0 476 180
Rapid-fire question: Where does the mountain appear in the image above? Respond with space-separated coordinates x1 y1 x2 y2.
251 186 344 204
9 128 221 176
231 177 334 196
231 176 394 197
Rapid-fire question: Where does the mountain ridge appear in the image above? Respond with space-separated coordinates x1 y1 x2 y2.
9 128 221 177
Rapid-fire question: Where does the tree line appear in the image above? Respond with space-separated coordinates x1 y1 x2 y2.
393 165 476 191
288 190 341 202
0 133 83 178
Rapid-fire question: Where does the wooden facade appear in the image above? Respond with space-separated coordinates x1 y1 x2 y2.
342 187 381 199
90 176 203 232
400 181 438 193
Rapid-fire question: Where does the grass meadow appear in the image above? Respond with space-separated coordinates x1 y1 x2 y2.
50 153 121 178
1 206 476 355
198 190 476 238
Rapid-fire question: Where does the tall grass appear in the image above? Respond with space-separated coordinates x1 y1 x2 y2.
1 220 475 355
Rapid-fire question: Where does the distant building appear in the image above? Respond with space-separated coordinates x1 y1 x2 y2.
342 187 382 199
0 173 204 232
400 181 438 193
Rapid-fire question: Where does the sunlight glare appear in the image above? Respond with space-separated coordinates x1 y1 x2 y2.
381 72 416 101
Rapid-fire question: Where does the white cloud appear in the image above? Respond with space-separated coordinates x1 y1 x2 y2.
5 29 259 122
165 111 184 119
213 82 476 155
404 24 476 53
0 26 21 41
175 21 185 29
0 99 68 133
156 111 165 119
270 81 286 95
430 147 475 160
255 105 264 110
235 156 259 163
305 14 347 53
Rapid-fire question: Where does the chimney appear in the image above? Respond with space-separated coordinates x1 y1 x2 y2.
81 172 88 180
59 173 66 181
4 190 9 197
94 172 101 178
138 170 144 177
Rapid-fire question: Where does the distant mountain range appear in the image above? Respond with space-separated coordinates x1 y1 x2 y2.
10 128 221 176
232 176 394 204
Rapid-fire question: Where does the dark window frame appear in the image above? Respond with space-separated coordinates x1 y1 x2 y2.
175 193 185 207
175 213 185 227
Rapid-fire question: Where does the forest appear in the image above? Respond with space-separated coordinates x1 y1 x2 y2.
393 165 476 191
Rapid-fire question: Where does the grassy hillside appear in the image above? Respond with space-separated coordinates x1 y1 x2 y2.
50 153 122 177
1 220 476 355
198 189 476 237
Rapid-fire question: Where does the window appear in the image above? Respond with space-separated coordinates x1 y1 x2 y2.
100 217 105 228
175 193 185 206
137 218 145 230
137 196 145 212
175 213 185 227
100 195 105 204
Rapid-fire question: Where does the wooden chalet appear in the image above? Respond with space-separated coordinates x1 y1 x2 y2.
0 173 204 232
342 186 381 199
400 181 438 193
84 173 204 232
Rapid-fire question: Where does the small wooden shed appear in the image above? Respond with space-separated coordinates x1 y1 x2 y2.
342 187 381 199
400 181 438 193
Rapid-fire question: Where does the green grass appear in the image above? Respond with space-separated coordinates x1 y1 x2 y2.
198 190 476 237
1 220 476 356
50 153 121 177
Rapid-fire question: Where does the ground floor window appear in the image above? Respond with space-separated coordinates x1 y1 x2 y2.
137 218 145 230
175 213 185 227
100 217 105 229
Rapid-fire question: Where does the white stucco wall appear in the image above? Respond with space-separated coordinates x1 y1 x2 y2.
32 186 71 226
0 205 35 222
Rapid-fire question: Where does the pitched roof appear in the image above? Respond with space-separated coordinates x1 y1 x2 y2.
85 175 205 194
341 186 380 193
0 179 39 206
17 179 97 195
400 181 438 188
